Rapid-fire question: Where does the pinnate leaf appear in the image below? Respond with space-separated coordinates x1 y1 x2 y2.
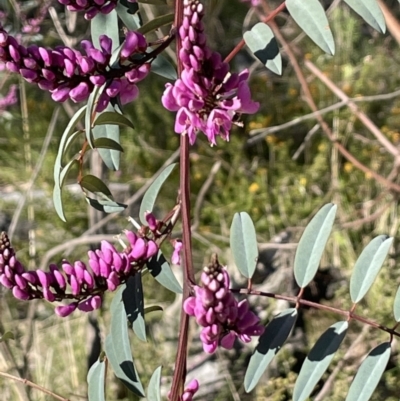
244 308 297 392
243 23 282 75
294 204 337 288
139 163 176 225
294 321 348 401
350 235 392 303
286 0 335 55
87 358 106 401
343 0 386 33
345 342 391 401
230 212 258 279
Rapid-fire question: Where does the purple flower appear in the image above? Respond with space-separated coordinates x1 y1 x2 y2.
184 257 264 353
162 0 259 145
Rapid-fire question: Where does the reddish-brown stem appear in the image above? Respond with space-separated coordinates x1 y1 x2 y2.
170 1 195 400
224 1 287 63
234 288 400 338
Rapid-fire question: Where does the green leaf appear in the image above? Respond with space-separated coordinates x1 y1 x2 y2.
87 359 106 401
80 174 113 197
144 305 163 315
294 204 337 288
138 13 174 35
343 0 386 33
151 53 177 80
123 276 147 342
293 321 348 401
146 251 182 294
350 235 393 303
60 159 78 187
54 105 86 186
230 212 258 279
0 331 14 342
116 1 141 31
94 137 124 152
94 111 135 129
345 342 391 401
139 163 176 225
147 366 162 401
93 121 121 171
86 197 127 214
244 308 298 392
91 9 119 52
85 85 103 149
138 0 166 4
393 286 400 322
243 23 282 75
286 0 335 55
107 287 145 397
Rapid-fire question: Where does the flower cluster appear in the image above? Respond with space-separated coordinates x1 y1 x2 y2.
183 256 264 353
161 0 259 146
21 0 51 34
0 230 158 317
58 0 136 20
0 28 150 111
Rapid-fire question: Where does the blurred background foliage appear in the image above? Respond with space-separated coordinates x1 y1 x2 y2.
1 0 400 400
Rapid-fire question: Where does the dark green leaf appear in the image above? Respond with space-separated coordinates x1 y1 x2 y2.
147 251 182 294
107 287 145 397
286 0 335 55
144 305 163 315
93 121 121 171
244 308 298 392
138 13 174 35
294 321 348 401
80 174 113 197
230 212 258 279
243 23 282 75
294 204 337 288
147 366 162 401
123 275 147 342
86 197 127 213
350 235 392 303
139 163 176 224
393 286 400 322
345 342 391 401
94 111 135 129
94 137 124 152
87 359 106 401
343 0 386 33
0 331 14 342
138 0 166 4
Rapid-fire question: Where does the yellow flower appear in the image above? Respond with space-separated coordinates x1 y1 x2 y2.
249 183 260 194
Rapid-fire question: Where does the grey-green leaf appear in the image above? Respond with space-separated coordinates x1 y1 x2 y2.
294 203 337 288
343 0 386 33
123 275 147 342
345 342 391 401
81 174 113 197
151 53 177 80
294 321 348 401
93 123 121 170
94 111 135 129
244 308 298 392
139 163 176 225
86 197 127 214
115 1 141 31
94 137 124 152
230 212 258 279
91 9 119 52
243 23 282 75
87 359 106 401
107 287 145 397
286 0 335 55
393 286 400 322
350 235 393 303
146 251 182 294
147 366 162 401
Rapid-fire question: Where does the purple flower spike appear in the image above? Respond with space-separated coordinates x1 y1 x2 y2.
131 238 147 260
70 82 90 102
55 303 78 317
121 32 147 59
184 255 264 353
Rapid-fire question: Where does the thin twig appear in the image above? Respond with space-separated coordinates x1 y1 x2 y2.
0 371 70 401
